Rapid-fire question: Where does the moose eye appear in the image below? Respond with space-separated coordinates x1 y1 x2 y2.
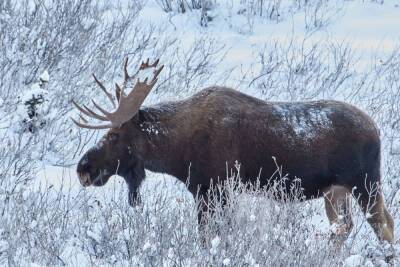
108 132 119 142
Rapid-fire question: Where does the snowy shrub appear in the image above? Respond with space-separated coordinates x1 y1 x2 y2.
156 36 226 98
0 0 144 163
0 0 225 165
250 38 354 101
237 0 283 21
0 133 36 193
227 0 344 33
156 0 204 12
155 0 213 26
355 47 400 209
1 165 397 266
300 0 345 32
14 72 50 133
1 0 400 266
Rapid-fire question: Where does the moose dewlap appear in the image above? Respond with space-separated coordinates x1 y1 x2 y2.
72 58 394 243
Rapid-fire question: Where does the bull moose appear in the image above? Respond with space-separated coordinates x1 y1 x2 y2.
72 58 394 243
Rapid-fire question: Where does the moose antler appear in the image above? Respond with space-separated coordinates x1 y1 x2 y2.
72 58 164 129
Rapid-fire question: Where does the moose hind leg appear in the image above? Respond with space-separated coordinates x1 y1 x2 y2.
384 206 395 239
324 185 353 241
355 184 394 243
367 194 394 243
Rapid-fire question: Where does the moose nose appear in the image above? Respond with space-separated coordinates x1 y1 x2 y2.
77 156 92 186
78 173 92 187
77 160 89 173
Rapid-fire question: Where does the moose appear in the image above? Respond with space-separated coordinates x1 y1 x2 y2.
73 58 394 243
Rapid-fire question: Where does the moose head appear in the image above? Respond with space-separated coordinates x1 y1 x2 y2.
72 59 163 200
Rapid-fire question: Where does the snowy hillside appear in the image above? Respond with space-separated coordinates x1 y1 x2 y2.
1 0 400 266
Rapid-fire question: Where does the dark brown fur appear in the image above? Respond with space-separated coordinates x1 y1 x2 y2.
77 86 394 242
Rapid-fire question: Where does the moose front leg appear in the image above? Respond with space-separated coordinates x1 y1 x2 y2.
194 185 231 246
197 188 210 225
195 186 229 226
124 165 145 207
128 186 141 207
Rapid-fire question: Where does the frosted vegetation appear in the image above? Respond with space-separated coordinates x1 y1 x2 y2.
0 0 400 266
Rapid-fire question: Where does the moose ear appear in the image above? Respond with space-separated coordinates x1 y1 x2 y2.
131 113 140 124
131 110 145 125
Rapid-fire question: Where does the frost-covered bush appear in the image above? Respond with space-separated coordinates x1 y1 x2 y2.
155 0 213 26
156 0 204 12
0 0 145 164
250 38 354 101
298 0 345 32
354 47 400 208
236 0 283 21
0 133 36 193
1 168 397 266
0 0 226 165
226 0 344 33
1 0 400 266
13 71 50 133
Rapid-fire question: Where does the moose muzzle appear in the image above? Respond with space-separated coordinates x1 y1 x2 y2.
78 172 92 186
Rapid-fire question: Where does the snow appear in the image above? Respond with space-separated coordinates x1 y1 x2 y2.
35 164 82 192
20 84 48 103
61 245 92 267
140 122 160 135
136 0 400 82
344 254 364 267
3 0 400 265
223 258 231 266
35 163 190 206
210 235 221 255
272 103 333 140
142 240 152 251
39 70 49 83
136 66 158 82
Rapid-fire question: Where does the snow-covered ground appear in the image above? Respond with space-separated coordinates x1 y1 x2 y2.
1 0 400 266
